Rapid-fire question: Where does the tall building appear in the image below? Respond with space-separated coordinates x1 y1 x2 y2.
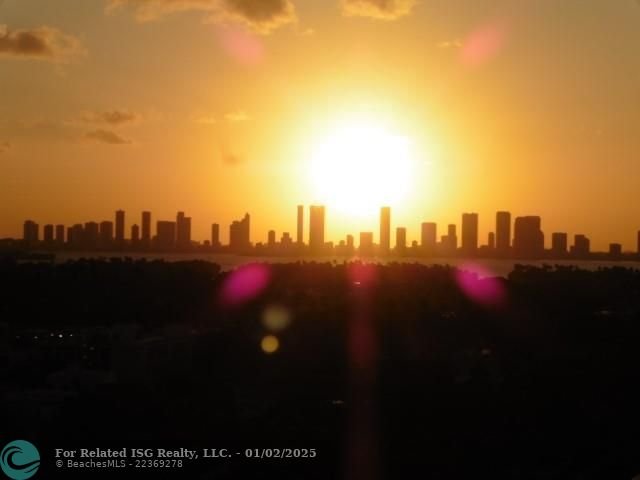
55 224 65 245
176 212 192 250
488 232 495 250
297 205 304 245
131 224 140 246
156 221 176 250
461 213 479 255
346 234 355 255
268 230 276 247
359 232 374 257
571 234 590 258
609 243 622 258
141 211 151 248
84 222 99 249
421 222 437 256
441 224 458 254
23 220 39 245
380 207 391 255
395 227 407 254
551 232 568 257
70 224 84 249
43 224 54 243
115 210 125 245
495 211 511 255
229 213 251 252
211 223 220 249
99 221 114 249
309 205 325 253
513 216 544 258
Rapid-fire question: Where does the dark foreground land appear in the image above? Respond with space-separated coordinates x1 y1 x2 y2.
1 258 640 479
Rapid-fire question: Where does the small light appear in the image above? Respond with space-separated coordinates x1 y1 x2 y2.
261 335 279 354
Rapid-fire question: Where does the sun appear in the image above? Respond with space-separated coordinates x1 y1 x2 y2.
308 120 415 217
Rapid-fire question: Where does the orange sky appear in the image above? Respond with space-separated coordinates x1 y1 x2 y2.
1 0 639 250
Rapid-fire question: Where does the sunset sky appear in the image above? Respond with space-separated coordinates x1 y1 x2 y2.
1 0 639 250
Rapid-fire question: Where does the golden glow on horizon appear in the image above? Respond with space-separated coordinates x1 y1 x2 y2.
308 119 415 217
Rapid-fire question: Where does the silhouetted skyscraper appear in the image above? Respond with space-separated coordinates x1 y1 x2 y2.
99 221 114 249
346 234 354 254
70 224 84 249
359 232 374 256
176 212 192 250
609 243 622 258
268 230 276 247
23 220 39 244
43 224 54 243
229 213 250 252
551 232 568 256
84 222 99 249
380 207 391 255
571 234 590 258
513 216 544 258
156 221 176 250
396 227 407 253
309 205 325 253
461 213 479 255
496 211 511 255
421 222 437 255
142 211 151 248
488 232 495 250
55 224 65 245
211 223 220 249
297 205 304 245
131 224 140 247
115 210 125 245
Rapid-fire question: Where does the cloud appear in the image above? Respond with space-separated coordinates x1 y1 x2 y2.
84 129 132 145
107 0 296 33
437 39 462 49
341 0 416 20
224 110 250 123
81 109 141 126
0 24 85 62
0 141 9 154
193 114 217 125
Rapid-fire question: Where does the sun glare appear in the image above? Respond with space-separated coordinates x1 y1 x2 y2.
309 120 415 217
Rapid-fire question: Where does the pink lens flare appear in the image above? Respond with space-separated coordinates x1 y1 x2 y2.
219 263 270 306
217 26 265 66
460 22 507 68
456 264 506 306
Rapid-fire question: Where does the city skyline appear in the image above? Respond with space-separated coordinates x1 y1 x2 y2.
14 205 640 259
2 1 640 251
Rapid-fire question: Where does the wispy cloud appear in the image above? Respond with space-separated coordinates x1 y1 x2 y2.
0 24 86 62
80 109 142 126
84 129 132 145
107 0 297 33
341 0 416 21
224 110 250 123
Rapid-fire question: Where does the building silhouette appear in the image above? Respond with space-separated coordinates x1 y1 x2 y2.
229 213 250 253
297 205 304 246
396 227 407 254
142 211 151 249
359 232 374 257
421 222 437 256
380 207 391 256
115 210 125 246
99 221 114 249
571 234 590 258
23 220 39 245
43 224 54 243
461 213 479 255
156 221 176 251
551 232 568 257
211 223 220 249
84 222 99 250
496 211 511 256
488 232 495 250
609 243 622 258
55 224 65 245
131 224 140 248
513 216 544 259
176 212 192 250
309 206 325 253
